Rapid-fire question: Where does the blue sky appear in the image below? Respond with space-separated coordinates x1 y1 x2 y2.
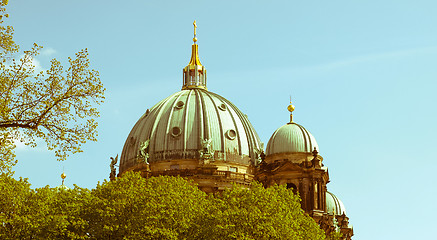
8 1 437 239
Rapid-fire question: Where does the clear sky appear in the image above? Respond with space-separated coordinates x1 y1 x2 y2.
7 1 437 239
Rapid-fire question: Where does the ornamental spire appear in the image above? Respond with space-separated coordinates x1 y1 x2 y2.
287 96 295 123
182 20 207 90
55 169 69 191
61 171 66 185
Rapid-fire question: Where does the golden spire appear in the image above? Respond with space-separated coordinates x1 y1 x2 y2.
188 20 202 66
182 20 207 90
287 96 295 123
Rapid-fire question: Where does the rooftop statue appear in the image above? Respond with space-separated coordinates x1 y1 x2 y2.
139 140 150 164
109 154 118 180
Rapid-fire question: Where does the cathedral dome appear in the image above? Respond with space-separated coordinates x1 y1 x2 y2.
266 122 318 155
119 24 262 174
265 102 318 156
119 88 263 173
326 191 347 215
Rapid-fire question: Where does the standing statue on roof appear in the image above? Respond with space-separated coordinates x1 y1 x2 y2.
109 154 118 181
139 139 150 164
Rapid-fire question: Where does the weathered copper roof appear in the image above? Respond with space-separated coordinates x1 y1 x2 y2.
119 88 263 173
326 191 347 215
265 122 318 155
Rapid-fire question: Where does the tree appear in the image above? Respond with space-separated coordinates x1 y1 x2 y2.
0 173 91 239
0 173 339 239
0 1 105 174
85 172 209 239
197 182 328 240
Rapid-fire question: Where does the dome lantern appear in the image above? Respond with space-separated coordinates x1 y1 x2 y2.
182 20 207 90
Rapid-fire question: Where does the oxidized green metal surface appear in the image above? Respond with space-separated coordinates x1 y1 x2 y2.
326 191 347 215
265 122 318 155
119 88 263 173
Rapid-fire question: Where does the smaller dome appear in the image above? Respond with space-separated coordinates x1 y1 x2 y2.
54 171 69 191
54 184 69 191
326 191 347 215
266 122 318 155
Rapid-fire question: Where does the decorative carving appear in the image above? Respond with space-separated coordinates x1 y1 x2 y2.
109 154 118 181
311 147 321 168
199 138 214 163
254 143 265 164
138 139 150 164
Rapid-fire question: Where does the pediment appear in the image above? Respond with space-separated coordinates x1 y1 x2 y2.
271 161 303 173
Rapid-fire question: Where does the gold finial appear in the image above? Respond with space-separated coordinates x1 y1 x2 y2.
61 171 66 185
287 96 295 123
193 20 197 43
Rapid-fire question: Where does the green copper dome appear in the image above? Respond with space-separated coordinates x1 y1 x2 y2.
120 26 262 173
119 88 263 173
265 122 318 155
326 191 347 215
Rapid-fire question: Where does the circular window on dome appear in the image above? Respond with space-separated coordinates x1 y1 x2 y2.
218 103 227 111
175 101 184 109
171 127 182 138
225 129 236 140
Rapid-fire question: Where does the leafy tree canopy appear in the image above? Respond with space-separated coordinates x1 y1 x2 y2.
0 1 105 174
0 172 339 240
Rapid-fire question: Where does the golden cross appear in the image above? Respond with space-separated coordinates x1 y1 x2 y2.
193 20 197 36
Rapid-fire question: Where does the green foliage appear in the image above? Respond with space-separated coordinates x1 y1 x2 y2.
0 131 16 175
0 173 91 239
328 231 343 240
0 1 105 174
0 0 17 58
85 172 208 239
198 182 326 240
0 172 337 239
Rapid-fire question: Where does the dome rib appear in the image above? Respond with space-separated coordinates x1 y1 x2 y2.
182 90 194 152
237 108 257 159
203 91 225 152
163 92 184 156
194 90 204 142
224 98 242 155
148 93 171 157
326 191 347 215
266 128 279 154
151 92 179 156
198 90 212 143
296 124 309 152
239 113 256 159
